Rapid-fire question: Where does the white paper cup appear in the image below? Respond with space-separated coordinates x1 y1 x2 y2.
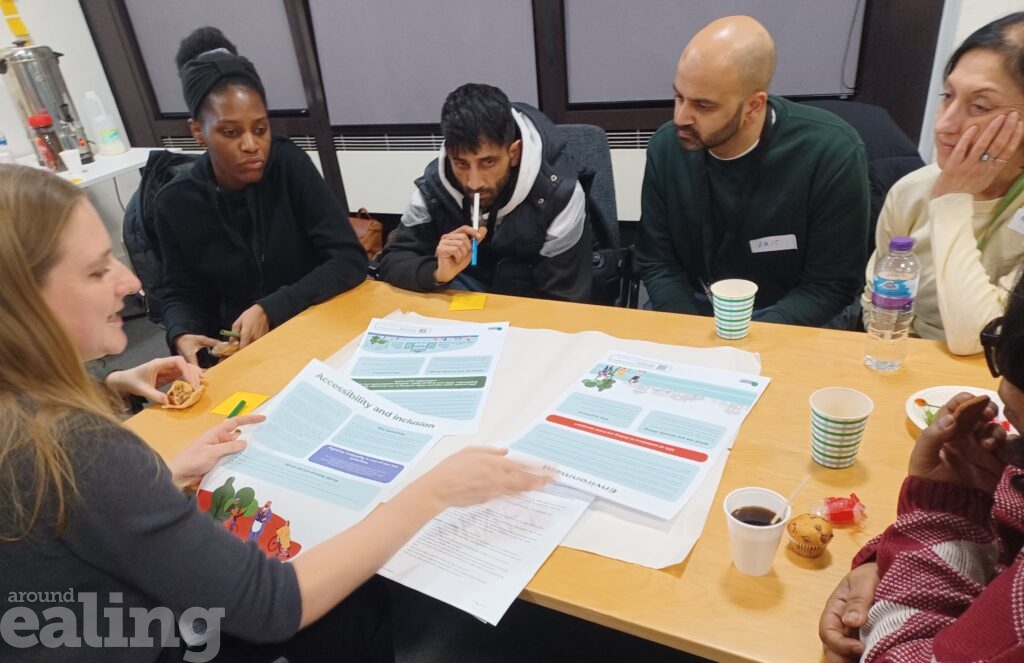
59 149 83 174
809 387 874 468
711 279 758 340
723 487 791 576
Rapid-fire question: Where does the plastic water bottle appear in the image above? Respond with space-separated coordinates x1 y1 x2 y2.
83 90 126 156
864 236 920 371
0 133 13 164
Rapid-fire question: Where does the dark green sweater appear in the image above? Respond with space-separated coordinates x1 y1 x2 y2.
635 96 869 326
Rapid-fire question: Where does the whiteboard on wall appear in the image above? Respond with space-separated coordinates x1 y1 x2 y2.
309 0 538 126
124 0 308 114
564 0 865 103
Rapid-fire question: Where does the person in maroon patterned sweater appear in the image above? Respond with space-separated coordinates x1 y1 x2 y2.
818 12 1024 661
819 279 1024 661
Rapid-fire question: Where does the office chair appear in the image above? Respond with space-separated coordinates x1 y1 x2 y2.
558 123 625 306
122 150 198 325
802 100 926 330
801 100 925 256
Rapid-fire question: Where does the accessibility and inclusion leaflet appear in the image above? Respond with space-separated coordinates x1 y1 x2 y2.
197 359 445 556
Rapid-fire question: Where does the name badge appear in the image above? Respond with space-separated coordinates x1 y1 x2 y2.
1009 208 1024 236
749 234 798 254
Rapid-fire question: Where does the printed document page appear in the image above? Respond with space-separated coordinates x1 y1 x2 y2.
197 359 444 558
379 484 593 624
328 312 768 567
341 318 509 435
508 352 770 519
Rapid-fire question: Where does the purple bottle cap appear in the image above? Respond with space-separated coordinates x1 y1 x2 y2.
889 236 914 251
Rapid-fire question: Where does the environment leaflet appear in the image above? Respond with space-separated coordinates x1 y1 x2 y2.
196 359 445 559
507 352 771 519
341 318 509 435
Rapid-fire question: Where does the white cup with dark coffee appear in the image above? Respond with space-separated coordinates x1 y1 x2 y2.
723 487 791 575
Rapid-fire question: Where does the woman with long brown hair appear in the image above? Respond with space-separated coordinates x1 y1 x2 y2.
0 164 550 661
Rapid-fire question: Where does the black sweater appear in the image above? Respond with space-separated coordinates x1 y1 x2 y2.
155 137 368 347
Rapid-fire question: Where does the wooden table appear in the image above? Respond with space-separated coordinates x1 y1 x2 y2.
125 281 996 662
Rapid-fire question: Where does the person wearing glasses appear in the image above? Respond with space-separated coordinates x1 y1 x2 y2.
861 12 1024 356
819 275 1024 661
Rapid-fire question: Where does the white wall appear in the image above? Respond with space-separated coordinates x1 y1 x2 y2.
4 1 1018 237
918 0 1020 159
0 0 133 259
337 149 647 221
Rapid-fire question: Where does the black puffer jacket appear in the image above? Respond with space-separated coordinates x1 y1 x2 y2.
122 150 197 323
378 103 593 302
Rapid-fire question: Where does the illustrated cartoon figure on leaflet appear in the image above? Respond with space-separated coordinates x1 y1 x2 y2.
275 521 292 559
224 498 244 534
248 500 272 541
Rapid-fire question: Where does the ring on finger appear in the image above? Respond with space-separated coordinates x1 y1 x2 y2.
993 158 1008 163
980 153 992 162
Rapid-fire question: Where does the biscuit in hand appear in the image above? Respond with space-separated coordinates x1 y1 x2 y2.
211 340 240 359
163 380 204 409
952 394 991 434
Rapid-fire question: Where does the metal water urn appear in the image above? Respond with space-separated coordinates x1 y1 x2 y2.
0 41 94 163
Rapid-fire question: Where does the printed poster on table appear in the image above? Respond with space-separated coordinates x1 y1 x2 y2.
197 359 444 559
507 352 770 519
340 318 509 435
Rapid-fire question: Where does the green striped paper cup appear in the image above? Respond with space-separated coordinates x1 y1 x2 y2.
809 387 874 469
711 279 758 340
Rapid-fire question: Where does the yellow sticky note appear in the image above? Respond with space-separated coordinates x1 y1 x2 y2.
211 391 270 416
449 292 487 310
6 16 28 37
1 2 18 17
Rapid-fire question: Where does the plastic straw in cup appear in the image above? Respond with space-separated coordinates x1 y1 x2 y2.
769 475 810 525
471 193 480 266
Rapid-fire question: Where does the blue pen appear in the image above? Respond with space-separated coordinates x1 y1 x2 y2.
471 192 480 266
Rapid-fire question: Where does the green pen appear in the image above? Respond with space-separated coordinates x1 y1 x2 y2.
227 399 246 418
220 329 241 339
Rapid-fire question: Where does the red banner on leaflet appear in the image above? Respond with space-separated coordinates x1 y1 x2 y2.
545 414 709 463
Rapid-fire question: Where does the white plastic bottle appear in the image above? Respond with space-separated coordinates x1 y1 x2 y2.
83 90 126 156
864 236 920 371
0 132 13 164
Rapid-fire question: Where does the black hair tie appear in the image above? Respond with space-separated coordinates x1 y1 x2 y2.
179 51 266 119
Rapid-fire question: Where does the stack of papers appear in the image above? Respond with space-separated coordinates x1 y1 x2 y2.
198 315 771 623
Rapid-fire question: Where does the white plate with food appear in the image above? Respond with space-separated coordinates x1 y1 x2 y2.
906 385 1015 433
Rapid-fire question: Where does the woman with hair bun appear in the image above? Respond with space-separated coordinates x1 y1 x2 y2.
156 27 368 364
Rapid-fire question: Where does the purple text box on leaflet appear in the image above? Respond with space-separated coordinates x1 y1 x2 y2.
308 445 403 484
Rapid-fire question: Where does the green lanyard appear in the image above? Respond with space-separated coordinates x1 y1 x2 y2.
977 170 1024 252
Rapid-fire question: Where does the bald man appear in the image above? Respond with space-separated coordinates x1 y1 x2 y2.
636 16 869 326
